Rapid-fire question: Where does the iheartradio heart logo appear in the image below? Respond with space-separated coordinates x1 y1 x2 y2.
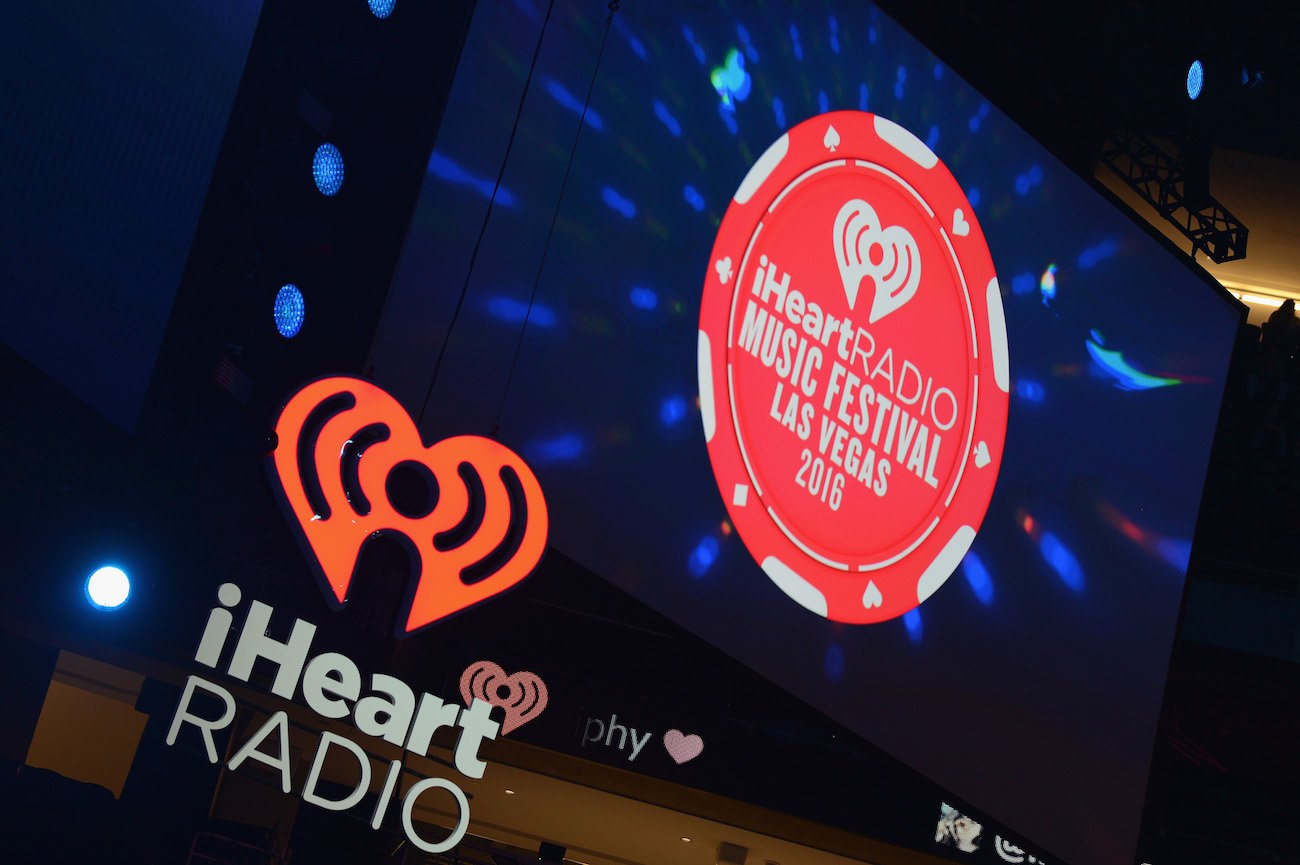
459 660 548 734
269 376 548 636
833 198 922 324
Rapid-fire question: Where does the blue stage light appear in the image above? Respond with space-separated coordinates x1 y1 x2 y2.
1187 60 1204 100
312 143 344 196
274 284 305 337
86 566 130 610
368 0 396 20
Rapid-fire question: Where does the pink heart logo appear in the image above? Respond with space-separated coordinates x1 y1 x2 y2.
459 661 549 734
662 729 704 764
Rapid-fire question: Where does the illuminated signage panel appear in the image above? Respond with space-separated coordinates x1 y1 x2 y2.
372 4 1240 864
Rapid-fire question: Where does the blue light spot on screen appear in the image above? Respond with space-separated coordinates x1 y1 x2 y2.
967 187 981 210
1157 537 1193 571
858 83 869 111
711 49 751 106
688 536 720 577
824 645 845 682
1011 272 1036 295
1085 340 1181 390
903 609 923 643
1016 379 1045 402
682 25 706 64
829 16 840 54
1039 531 1085 591
737 23 759 61
601 187 636 219
629 286 658 310
925 124 940 150
1077 238 1119 269
968 101 989 132
368 0 396 20
1016 165 1045 195
933 62 944 80
962 552 994 604
818 90 829 114
868 26 878 45
660 395 687 426
1090 328 1105 344
312 143 344 196
654 100 682 137
486 296 557 328
721 108 738 135
427 152 518 208
546 79 603 129
683 184 705 212
773 96 786 128
274 284 305 337
789 23 803 60
1040 263 1057 303
894 65 907 100
614 17 647 59
525 433 585 465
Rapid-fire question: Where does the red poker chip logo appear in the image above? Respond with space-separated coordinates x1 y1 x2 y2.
697 110 1009 624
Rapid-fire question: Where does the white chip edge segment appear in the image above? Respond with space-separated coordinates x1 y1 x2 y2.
873 115 939 169
986 277 1010 393
916 525 976 602
761 556 829 618
698 330 716 443
734 133 789 204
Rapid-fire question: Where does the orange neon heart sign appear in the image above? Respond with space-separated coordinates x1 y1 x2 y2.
269 376 548 636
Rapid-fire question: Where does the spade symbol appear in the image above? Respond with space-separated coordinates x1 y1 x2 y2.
823 124 841 152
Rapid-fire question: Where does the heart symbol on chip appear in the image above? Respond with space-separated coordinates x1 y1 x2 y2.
863 580 884 608
974 440 991 468
952 208 971 237
459 660 548 734
833 198 922 323
663 729 704 764
269 376 549 636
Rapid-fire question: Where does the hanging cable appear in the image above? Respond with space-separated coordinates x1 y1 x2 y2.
417 0 559 424
490 1 621 436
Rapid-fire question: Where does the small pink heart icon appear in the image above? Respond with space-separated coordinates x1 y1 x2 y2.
663 729 704 764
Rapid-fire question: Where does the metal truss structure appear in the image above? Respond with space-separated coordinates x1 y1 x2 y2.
1099 130 1248 263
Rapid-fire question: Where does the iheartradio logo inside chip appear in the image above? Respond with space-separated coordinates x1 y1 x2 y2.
697 110 1010 625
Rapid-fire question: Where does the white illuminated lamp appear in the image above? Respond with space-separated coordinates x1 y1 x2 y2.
86 565 131 610
1187 59 1204 100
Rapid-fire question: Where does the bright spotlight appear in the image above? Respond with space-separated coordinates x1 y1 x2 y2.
312 143 344 196
368 0 396 19
274 284 305 337
1187 60 1204 100
86 566 130 610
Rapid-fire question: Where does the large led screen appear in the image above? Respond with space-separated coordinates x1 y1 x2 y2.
371 4 1241 865
0 0 262 430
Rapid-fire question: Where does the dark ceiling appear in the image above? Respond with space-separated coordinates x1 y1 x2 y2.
877 0 1300 170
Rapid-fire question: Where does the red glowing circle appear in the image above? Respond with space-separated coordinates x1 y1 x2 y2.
697 110 1009 624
